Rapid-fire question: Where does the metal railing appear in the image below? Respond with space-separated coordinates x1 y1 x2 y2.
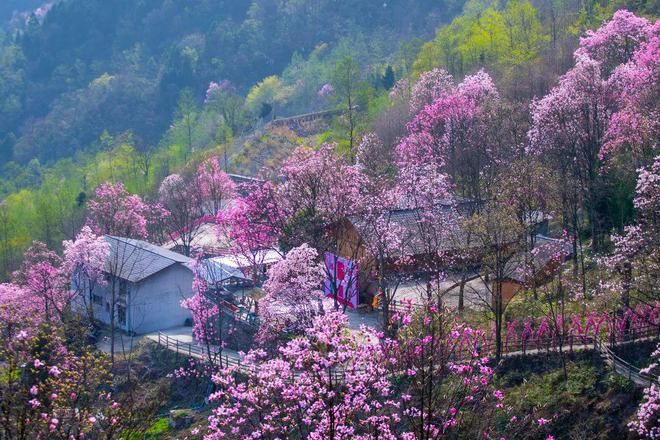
156 324 659 386
156 332 207 358
595 337 659 387
156 332 257 373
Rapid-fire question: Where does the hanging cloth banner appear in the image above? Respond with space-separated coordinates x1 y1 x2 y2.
324 252 359 309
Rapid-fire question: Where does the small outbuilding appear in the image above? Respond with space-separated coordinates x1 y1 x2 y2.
497 235 573 305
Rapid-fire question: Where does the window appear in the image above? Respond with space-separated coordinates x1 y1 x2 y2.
92 294 103 305
117 305 126 326
119 280 129 299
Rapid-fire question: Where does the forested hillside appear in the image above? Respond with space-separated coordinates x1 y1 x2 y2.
0 1 50 25
0 0 657 279
0 0 461 166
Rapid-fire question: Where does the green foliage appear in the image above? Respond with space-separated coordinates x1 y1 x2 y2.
413 0 548 78
499 354 642 439
144 417 170 439
0 0 460 167
604 372 634 393
125 417 170 440
245 75 292 119
382 65 396 90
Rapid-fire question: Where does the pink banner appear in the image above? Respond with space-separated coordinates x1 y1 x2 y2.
324 252 359 309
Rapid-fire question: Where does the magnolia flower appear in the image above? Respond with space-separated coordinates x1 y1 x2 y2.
318 83 334 97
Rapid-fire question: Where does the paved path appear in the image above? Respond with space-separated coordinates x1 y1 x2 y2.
96 330 142 356
395 276 490 311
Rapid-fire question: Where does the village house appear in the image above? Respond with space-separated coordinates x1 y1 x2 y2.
87 236 195 334
329 198 553 307
83 230 280 335
497 235 573 305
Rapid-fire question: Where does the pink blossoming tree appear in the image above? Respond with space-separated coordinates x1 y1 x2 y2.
603 156 659 309
258 243 326 341
197 156 236 215
206 312 401 439
87 181 165 240
63 226 110 322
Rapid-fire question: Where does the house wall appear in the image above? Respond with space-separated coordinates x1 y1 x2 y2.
335 220 373 269
128 264 194 334
89 264 194 334
501 280 522 305
89 279 128 332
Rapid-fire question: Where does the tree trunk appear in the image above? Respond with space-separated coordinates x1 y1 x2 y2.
495 280 503 362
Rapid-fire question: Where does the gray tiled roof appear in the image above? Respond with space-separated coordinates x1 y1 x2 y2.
104 236 192 282
351 202 479 256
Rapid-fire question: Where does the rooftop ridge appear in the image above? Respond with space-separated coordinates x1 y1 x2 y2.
106 235 191 263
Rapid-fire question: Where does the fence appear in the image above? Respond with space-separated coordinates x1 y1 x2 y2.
156 332 207 358
595 337 659 387
156 332 261 374
156 324 659 386
156 331 352 381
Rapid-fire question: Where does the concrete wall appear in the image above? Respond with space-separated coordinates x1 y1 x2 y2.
129 264 194 334
90 264 194 334
90 279 121 331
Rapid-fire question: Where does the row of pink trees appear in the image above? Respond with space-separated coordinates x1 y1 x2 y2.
85 155 236 256
528 10 659 253
501 304 659 356
204 308 551 440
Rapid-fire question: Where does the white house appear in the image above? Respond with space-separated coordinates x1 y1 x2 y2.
89 236 195 334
